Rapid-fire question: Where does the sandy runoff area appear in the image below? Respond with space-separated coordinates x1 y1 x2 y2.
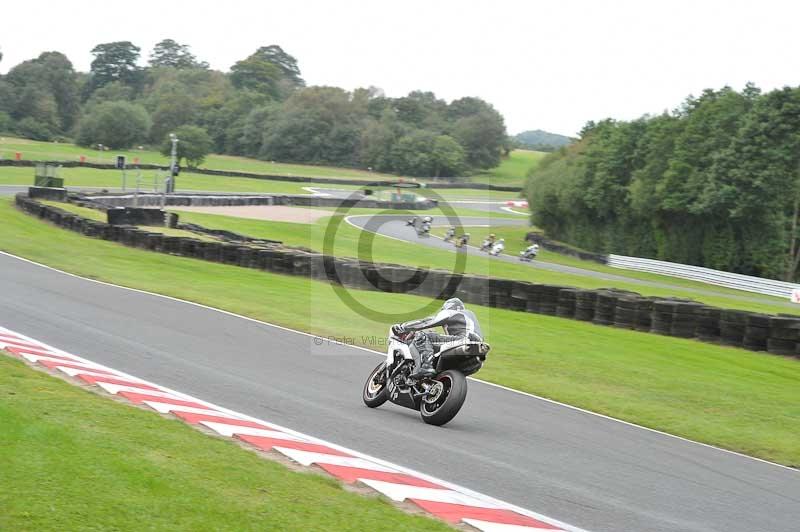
174 205 333 223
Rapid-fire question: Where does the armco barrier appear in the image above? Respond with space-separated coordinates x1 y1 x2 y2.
608 254 800 299
14 192 800 362
77 192 437 211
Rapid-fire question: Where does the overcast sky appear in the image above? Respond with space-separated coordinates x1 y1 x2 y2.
1 0 797 136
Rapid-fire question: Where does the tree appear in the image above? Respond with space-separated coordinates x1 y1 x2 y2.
76 100 151 149
430 135 466 178
161 125 213 167
230 46 304 99
149 39 208 69
448 97 507 169
86 41 142 95
4 51 80 133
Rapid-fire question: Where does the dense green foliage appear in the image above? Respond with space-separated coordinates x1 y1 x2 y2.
75 100 151 149
527 85 800 281
0 40 507 177
514 129 573 151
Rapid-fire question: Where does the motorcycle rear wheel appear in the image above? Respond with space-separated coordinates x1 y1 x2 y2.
420 370 467 426
363 362 389 407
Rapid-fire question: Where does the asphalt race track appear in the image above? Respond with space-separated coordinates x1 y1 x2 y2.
347 214 797 308
2 252 798 532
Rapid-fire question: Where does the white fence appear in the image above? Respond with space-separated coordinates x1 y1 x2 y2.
607 254 800 299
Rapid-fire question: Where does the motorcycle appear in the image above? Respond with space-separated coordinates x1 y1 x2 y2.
488 243 504 256
417 221 431 237
479 239 494 252
454 235 470 248
519 245 539 262
362 329 490 426
443 230 455 243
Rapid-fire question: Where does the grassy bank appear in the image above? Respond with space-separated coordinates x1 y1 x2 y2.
0 355 448 531
470 150 546 186
0 136 394 180
2 197 799 465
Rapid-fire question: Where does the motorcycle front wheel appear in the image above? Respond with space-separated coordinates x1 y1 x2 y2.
419 370 467 426
363 362 389 407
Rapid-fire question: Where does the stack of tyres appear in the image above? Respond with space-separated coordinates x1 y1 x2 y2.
719 310 748 347
556 289 578 318
593 291 618 326
376 265 396 292
651 300 677 335
742 313 770 351
613 297 639 329
144 232 163 252
178 238 199 257
695 306 722 342
574 290 597 321
634 298 655 332
767 316 800 356
524 284 544 313
510 282 533 311
538 285 565 316
670 302 703 338
488 279 513 309
292 252 312 276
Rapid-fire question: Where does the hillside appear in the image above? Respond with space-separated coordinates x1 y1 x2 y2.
514 129 573 151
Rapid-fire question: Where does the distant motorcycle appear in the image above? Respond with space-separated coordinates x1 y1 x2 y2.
417 221 431 237
520 244 539 262
454 234 470 248
479 239 494 252
443 228 456 243
488 240 505 256
362 328 490 426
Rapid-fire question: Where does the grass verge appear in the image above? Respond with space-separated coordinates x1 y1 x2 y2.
2 198 799 465
469 150 546 186
0 355 448 531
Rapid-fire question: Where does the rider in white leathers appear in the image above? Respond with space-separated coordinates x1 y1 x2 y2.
392 298 482 378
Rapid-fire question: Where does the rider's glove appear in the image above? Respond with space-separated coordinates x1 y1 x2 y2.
392 324 406 336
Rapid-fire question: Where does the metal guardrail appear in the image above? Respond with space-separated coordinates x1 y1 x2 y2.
607 254 800 299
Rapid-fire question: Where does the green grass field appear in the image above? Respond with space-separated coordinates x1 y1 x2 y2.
3 197 798 465
0 136 395 180
170 208 797 315
469 150 546 186
0 355 448 531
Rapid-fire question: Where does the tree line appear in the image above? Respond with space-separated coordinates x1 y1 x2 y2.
527 84 800 281
0 41 507 175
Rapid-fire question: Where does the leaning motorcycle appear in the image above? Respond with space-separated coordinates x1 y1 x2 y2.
519 250 537 262
362 329 490 426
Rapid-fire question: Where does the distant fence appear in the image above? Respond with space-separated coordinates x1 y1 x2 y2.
607 255 799 299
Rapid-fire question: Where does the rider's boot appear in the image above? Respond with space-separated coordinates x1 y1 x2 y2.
411 346 436 379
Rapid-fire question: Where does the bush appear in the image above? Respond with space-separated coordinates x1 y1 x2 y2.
16 117 53 141
76 100 151 149
0 111 13 134
160 124 213 167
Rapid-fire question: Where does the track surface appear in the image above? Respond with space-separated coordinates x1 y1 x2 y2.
2 252 798 532
347 214 796 308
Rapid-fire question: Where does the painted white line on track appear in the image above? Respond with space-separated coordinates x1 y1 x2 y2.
1 249 796 475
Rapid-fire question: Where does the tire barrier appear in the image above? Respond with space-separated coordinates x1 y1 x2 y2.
28 186 68 201
14 192 800 361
